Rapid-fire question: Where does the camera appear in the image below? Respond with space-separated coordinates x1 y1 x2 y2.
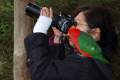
25 3 76 33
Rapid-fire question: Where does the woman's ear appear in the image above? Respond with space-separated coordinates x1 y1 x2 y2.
89 27 101 41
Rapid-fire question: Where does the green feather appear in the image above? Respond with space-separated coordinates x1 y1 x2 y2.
78 32 109 64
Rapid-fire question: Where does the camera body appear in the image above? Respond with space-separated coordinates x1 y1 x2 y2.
25 3 76 33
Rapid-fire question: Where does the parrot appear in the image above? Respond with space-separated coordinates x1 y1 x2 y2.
68 27 109 64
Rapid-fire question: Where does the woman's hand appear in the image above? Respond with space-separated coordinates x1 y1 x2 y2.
52 27 62 44
40 7 53 18
33 7 53 34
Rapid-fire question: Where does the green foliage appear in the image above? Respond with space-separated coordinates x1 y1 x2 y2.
36 0 114 15
0 0 13 80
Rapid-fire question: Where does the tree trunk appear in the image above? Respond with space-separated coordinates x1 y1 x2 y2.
14 0 34 80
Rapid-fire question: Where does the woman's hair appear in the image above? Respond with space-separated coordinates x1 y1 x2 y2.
74 5 118 59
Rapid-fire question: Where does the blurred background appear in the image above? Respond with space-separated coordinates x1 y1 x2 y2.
0 0 120 80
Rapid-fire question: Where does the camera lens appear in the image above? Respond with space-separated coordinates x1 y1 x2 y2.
26 3 40 18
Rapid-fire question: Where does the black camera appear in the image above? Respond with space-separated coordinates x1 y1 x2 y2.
25 3 76 33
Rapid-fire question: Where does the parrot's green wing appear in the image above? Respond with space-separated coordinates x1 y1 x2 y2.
78 32 109 64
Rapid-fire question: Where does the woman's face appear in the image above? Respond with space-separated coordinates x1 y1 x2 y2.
74 12 90 32
68 12 90 46
74 12 101 41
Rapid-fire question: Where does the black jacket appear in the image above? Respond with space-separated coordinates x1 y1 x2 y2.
24 33 112 80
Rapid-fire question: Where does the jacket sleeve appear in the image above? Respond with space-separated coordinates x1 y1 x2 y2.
48 36 65 60
24 33 65 80
24 33 52 80
49 44 65 60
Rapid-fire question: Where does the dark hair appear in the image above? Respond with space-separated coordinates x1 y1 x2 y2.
74 5 118 59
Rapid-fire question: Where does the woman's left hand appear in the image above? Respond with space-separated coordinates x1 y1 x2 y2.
52 27 62 44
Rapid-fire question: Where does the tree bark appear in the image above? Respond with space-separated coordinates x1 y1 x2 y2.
14 0 34 80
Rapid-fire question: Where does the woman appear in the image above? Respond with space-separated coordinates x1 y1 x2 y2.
24 5 118 80
73 6 118 60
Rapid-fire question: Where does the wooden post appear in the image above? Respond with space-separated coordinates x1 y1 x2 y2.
14 0 35 80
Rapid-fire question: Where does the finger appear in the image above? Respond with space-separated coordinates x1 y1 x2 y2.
40 8 43 16
52 27 57 30
41 7 46 16
50 7 53 18
42 7 47 16
44 7 50 17
52 27 56 32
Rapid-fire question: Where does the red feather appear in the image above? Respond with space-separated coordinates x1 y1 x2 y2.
68 28 92 58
